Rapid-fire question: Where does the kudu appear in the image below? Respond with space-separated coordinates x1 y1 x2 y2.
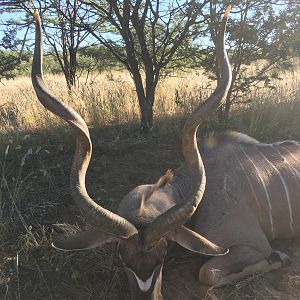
32 6 298 300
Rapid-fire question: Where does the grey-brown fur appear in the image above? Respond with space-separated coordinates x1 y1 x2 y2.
117 130 300 289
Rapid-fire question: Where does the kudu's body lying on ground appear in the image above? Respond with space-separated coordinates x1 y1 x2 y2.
32 7 299 300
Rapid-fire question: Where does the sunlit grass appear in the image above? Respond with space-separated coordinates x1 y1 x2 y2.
0 68 299 138
0 71 211 133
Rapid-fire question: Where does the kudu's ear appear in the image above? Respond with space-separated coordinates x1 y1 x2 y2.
52 227 118 251
167 226 228 256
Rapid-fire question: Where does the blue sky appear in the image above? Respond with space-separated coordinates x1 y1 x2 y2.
0 2 293 53
0 9 35 48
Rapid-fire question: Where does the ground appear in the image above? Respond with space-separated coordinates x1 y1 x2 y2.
0 126 300 299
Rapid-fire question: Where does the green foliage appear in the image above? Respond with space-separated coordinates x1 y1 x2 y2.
0 50 20 80
0 26 29 80
77 45 122 73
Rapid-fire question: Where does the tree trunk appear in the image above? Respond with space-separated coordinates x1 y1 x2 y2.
223 88 232 125
63 51 77 92
131 68 157 133
218 86 233 128
138 90 155 133
217 106 224 126
140 104 153 132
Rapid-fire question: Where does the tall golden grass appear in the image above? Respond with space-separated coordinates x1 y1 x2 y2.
0 68 298 136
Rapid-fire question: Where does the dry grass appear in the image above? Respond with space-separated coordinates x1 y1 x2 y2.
0 67 299 299
0 68 299 138
0 71 211 133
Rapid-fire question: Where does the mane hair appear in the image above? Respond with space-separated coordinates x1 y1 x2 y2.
201 131 259 151
223 131 260 145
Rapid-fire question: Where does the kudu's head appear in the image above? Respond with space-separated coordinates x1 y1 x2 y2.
32 7 232 300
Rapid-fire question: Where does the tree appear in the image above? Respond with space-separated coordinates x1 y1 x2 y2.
1 0 90 90
40 0 90 90
201 0 300 125
0 3 30 80
79 0 209 132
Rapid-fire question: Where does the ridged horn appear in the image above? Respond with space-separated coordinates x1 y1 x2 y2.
31 10 138 239
144 6 232 243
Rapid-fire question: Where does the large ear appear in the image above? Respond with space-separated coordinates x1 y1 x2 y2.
167 226 228 256
52 227 118 251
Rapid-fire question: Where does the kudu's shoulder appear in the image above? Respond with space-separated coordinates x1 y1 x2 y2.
201 131 259 151
222 131 260 145
201 131 300 166
200 131 259 162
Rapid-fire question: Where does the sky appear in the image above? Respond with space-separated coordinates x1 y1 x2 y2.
0 7 35 48
0 2 297 55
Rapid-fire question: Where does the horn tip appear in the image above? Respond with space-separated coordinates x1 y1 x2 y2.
34 9 41 23
224 5 231 18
